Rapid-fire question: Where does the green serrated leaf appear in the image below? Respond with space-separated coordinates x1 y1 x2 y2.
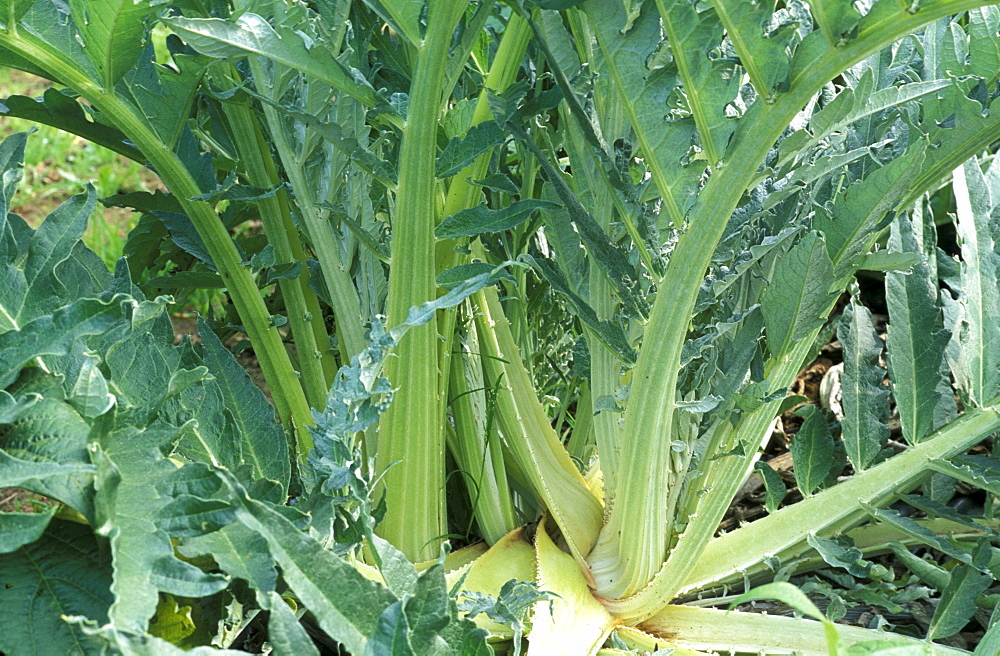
952 157 1000 406
762 231 838 357
581 0 704 222
0 520 114 656
435 200 559 239
268 591 320 656
886 214 951 443
148 595 197 645
889 542 951 591
118 47 209 151
523 255 637 365
754 461 787 513
0 296 128 389
178 520 278 608
509 123 648 319
436 263 515 290
367 601 413 656
863 505 982 567
69 0 157 90
778 76 951 171
197 319 290 490
156 495 236 538
165 14 377 108
857 251 922 272
811 0 862 47
473 173 519 194
656 0 738 165
0 505 58 554
807 533 875 578
711 0 795 101
218 472 398 656
815 150 924 281
1 89 143 161
436 121 505 178
0 396 97 518
838 293 888 471
930 454 1000 497
899 493 996 537
928 540 993 640
789 406 835 497
93 424 228 632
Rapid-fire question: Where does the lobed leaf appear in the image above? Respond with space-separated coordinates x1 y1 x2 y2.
0 520 114 656
838 293 889 470
886 214 952 444
165 14 378 108
435 120 505 178
68 0 157 90
197 319 290 490
927 540 993 640
435 199 559 239
951 157 1000 406
761 231 838 358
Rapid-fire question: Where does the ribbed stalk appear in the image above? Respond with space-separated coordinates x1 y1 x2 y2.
434 11 531 495
435 11 531 272
374 1 468 560
557 62 626 500
589 0 996 600
0 29 314 454
472 265 603 567
448 312 517 544
245 72 367 366
222 89 332 409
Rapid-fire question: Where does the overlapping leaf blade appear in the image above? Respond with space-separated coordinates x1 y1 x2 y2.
838 293 888 470
761 231 838 357
68 0 157 90
656 0 737 165
951 157 1000 406
582 0 705 223
0 520 114 656
886 214 951 444
165 14 378 108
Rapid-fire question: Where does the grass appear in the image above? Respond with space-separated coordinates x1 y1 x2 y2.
0 69 161 268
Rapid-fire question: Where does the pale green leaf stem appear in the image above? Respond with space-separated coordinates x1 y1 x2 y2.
447 314 518 545
434 11 532 544
68 0 154 91
228 0 368 367
222 90 333 410
0 23 315 456
375 0 469 561
588 0 1000 605
472 279 603 567
610 402 1000 622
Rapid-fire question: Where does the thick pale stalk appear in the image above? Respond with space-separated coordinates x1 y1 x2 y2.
244 70 367 365
375 2 468 561
435 11 530 445
472 274 603 567
0 28 315 454
589 0 999 600
223 95 332 409
448 315 518 544
557 80 626 501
